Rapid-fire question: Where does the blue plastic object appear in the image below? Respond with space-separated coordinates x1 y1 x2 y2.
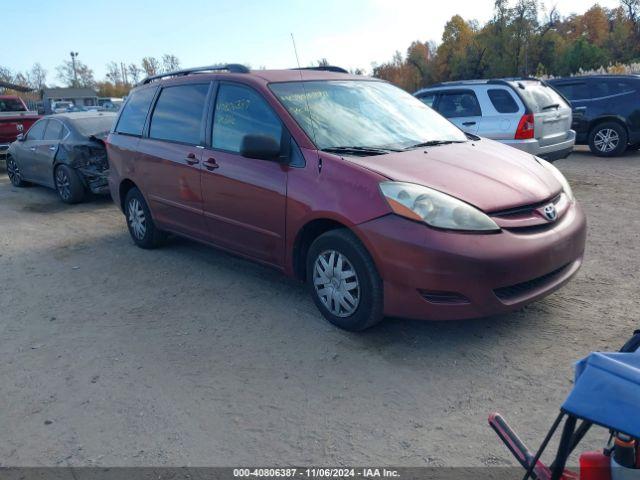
562 351 640 437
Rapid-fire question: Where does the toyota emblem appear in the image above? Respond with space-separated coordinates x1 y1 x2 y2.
543 203 557 221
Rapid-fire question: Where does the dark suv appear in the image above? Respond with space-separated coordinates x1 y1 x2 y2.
548 75 640 157
106 64 585 331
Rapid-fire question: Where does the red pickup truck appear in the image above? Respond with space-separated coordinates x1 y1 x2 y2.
0 96 40 161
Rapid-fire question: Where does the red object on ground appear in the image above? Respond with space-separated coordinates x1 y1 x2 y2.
580 451 611 480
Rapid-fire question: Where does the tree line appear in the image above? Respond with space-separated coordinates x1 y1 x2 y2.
373 0 640 91
0 54 181 98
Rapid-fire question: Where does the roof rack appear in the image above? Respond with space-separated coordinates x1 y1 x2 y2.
139 64 250 85
425 77 542 89
292 66 350 74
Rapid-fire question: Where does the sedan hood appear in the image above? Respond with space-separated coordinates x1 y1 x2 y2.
343 139 562 212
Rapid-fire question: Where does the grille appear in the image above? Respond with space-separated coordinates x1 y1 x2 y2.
420 290 470 305
494 262 571 301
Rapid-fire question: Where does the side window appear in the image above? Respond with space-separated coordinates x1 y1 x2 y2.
115 87 156 136
417 93 436 107
436 91 481 118
26 120 46 140
212 84 282 153
555 83 589 101
44 120 64 140
487 89 519 113
149 84 209 145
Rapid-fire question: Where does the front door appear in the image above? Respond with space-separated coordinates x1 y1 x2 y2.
200 82 287 267
16 119 48 182
436 90 482 134
137 82 211 239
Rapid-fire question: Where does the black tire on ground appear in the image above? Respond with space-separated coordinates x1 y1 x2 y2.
124 187 165 249
54 164 85 204
306 228 384 331
588 121 628 157
6 156 27 187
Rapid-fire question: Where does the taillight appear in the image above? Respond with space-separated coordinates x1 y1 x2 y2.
515 114 535 140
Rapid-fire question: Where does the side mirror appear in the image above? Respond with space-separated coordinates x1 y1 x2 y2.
16 133 25 141
240 134 282 162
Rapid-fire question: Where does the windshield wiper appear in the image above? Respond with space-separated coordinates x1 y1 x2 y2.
542 103 560 110
321 146 401 156
403 140 465 150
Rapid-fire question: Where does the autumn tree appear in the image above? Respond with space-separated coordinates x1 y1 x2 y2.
56 59 95 88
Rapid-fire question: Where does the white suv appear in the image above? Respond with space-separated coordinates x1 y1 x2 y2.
415 78 576 161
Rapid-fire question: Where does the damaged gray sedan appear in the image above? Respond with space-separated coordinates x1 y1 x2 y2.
6 112 115 203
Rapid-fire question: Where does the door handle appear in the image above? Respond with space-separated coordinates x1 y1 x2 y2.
29 146 36 151
462 121 476 126
184 153 199 165
49 146 57 151
203 157 219 170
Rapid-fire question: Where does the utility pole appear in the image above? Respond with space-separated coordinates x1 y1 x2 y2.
70 51 79 87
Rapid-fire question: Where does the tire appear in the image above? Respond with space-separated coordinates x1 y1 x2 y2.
588 122 628 157
124 187 165 249
6 156 27 187
54 164 85 204
306 229 383 331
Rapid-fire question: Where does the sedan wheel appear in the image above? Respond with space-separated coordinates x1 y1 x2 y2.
127 198 147 241
55 168 72 201
313 249 361 318
6 157 26 187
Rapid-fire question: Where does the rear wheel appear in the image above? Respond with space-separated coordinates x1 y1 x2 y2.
124 187 165 249
6 156 27 187
55 164 85 204
588 122 628 157
306 229 383 331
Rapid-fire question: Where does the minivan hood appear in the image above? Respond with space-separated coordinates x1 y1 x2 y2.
342 139 562 212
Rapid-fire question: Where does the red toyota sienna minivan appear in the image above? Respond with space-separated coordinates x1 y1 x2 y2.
107 64 586 331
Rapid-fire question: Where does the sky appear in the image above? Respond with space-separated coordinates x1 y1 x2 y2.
2 0 622 83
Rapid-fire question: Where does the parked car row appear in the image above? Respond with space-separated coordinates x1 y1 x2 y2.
415 74 640 158
5 65 587 331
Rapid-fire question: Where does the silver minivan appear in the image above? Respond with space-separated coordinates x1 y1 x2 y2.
414 79 576 160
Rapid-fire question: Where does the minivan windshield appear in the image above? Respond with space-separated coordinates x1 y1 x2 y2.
270 80 467 151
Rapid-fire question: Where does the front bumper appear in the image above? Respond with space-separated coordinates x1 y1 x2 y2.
354 202 587 321
502 130 576 160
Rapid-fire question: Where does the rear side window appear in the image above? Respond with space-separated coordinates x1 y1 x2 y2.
212 84 282 153
515 82 569 112
149 84 209 145
417 92 436 107
26 120 46 140
44 120 64 140
487 89 519 113
115 87 156 136
436 91 481 118
553 83 589 101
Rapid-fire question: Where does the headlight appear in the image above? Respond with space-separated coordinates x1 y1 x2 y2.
379 182 500 232
537 157 574 201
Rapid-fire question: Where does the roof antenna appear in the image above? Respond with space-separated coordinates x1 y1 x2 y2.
290 33 319 150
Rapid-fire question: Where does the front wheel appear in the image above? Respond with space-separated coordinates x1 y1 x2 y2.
124 187 165 249
6 156 27 187
588 122 628 157
306 229 384 331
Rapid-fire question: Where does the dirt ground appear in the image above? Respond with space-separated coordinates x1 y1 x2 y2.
0 146 638 468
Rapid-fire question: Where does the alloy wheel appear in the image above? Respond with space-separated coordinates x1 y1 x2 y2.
128 198 147 240
7 158 20 186
313 249 360 317
55 168 71 200
594 128 619 153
